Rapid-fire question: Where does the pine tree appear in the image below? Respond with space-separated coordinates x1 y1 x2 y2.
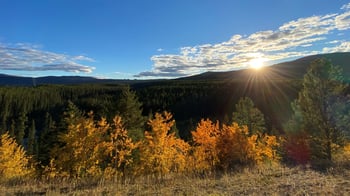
38 112 56 165
9 119 15 138
0 116 6 136
27 120 36 155
297 59 348 164
283 101 311 165
62 101 84 128
116 86 146 141
15 112 27 145
232 97 266 134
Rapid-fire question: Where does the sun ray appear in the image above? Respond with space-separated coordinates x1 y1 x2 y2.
235 64 300 130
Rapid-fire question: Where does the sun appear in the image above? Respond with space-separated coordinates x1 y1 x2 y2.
249 58 265 70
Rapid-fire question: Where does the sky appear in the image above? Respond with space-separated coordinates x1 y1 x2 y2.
0 0 350 79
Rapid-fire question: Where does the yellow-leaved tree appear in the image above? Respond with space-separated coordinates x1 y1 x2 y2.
191 119 220 171
0 132 34 180
104 116 137 178
51 112 109 178
248 134 280 165
138 111 189 178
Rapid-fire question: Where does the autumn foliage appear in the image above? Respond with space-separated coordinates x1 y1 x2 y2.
0 132 34 180
0 110 282 181
138 112 189 177
105 116 137 176
49 112 136 178
191 119 220 171
191 119 280 171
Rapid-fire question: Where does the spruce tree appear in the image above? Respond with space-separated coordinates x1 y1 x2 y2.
15 112 27 145
116 86 146 141
9 119 15 138
27 120 36 155
232 97 266 134
38 113 56 165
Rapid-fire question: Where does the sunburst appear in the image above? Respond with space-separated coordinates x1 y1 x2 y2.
249 58 265 70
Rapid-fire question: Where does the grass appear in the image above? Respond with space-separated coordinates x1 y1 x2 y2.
1 165 349 195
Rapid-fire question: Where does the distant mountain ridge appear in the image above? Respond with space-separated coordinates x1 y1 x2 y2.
0 52 349 86
0 74 149 86
0 74 100 86
178 52 350 81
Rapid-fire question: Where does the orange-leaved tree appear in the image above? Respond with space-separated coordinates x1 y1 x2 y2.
192 119 280 171
0 132 34 180
216 123 252 169
191 119 220 171
138 111 189 178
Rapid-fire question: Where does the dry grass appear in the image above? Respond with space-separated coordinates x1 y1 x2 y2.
1 165 349 195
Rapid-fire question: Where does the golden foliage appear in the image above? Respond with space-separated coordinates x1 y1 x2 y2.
344 143 350 158
248 134 280 165
334 142 350 164
191 119 220 171
50 111 137 179
51 112 110 178
0 132 34 180
43 159 61 179
138 112 190 177
105 116 137 176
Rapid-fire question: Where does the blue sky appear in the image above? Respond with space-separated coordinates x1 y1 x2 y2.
0 0 350 79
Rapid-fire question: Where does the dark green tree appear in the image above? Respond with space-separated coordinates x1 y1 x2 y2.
15 112 27 145
297 59 348 163
0 116 7 135
62 101 84 128
232 97 266 134
9 119 15 138
38 112 56 165
116 86 146 141
283 100 303 134
27 120 36 155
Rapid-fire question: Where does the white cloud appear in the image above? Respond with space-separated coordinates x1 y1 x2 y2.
71 55 95 62
135 5 350 78
327 40 341 44
341 3 350 10
0 43 95 73
323 41 350 53
335 11 350 30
